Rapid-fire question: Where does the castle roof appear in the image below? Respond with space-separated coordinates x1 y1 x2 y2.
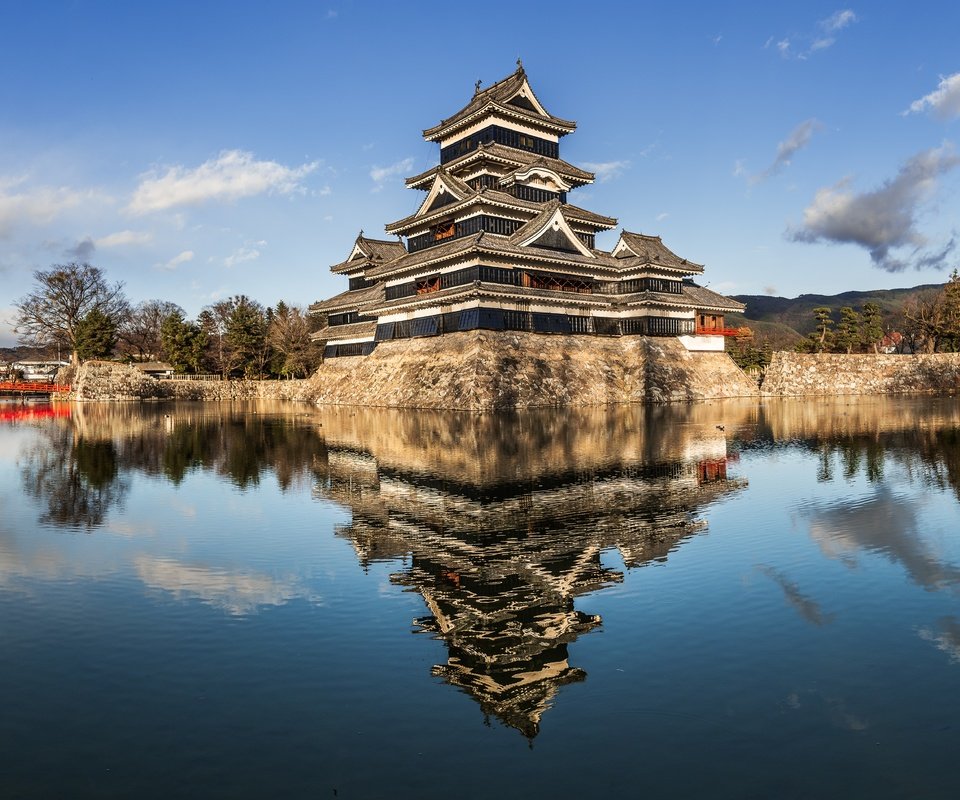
330 233 406 274
613 231 703 272
681 282 745 312
309 281 384 314
405 143 594 189
384 187 616 236
422 65 576 142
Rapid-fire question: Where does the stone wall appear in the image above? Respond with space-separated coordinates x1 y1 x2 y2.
762 352 960 396
67 361 309 402
301 331 759 409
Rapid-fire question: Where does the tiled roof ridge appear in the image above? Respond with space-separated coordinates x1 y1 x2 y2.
405 144 595 187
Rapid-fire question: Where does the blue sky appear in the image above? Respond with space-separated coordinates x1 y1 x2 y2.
2 1 960 346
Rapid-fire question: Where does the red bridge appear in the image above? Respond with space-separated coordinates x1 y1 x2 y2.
0 381 72 396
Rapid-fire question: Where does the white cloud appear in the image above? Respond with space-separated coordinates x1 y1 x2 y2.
127 150 319 215
581 160 631 182
224 246 261 268
95 229 153 248
369 157 414 190
0 176 100 236
656 212 670 222
789 143 960 271
823 9 857 33
904 72 960 121
158 250 195 271
772 9 857 59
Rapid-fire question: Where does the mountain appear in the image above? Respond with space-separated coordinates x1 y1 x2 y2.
727 283 944 344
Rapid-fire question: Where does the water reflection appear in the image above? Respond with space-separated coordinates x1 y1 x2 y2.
19 426 128 529
15 403 329 531
8 396 960 733
313 406 746 737
798 486 960 592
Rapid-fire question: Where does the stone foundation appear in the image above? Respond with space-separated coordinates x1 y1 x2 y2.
302 331 759 409
762 352 960 396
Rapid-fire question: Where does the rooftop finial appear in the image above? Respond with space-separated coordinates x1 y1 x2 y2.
474 78 482 95
358 229 364 238
516 57 524 71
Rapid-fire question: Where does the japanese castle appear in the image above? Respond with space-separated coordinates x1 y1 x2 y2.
310 63 743 358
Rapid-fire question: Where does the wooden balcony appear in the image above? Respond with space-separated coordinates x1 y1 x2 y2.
695 327 740 337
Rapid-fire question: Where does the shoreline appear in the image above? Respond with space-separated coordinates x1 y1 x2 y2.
58 345 960 410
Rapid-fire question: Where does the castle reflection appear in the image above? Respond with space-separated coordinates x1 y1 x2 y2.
313 405 746 738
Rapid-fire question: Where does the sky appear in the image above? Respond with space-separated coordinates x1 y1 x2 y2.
2 0 960 347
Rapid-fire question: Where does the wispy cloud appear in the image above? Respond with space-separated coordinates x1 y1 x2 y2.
96 229 153 248
0 175 102 236
224 245 261 268
769 9 857 60
789 143 960 272
744 119 823 184
581 160 631 182
904 72 960 121
158 250 195 271
128 150 319 214
369 157 414 191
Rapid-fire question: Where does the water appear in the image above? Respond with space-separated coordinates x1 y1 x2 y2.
2 397 960 798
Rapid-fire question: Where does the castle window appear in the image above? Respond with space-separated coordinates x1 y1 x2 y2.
416 275 441 294
433 221 455 241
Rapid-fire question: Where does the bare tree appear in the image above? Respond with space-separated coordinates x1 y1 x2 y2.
118 300 185 362
14 263 128 365
267 302 318 378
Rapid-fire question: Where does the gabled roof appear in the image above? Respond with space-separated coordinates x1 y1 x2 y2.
410 170 475 219
612 231 703 273
352 234 407 262
406 143 595 189
385 188 616 236
422 65 576 142
509 201 595 258
331 233 407 275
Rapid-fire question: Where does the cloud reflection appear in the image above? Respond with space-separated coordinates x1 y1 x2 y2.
798 486 960 593
134 555 319 615
757 565 835 626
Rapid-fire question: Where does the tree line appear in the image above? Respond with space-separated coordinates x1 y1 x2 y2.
802 270 960 354
14 262 321 378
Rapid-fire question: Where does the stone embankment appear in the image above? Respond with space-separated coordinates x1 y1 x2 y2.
72 346 960 408
301 331 759 409
66 361 308 402
762 352 960 396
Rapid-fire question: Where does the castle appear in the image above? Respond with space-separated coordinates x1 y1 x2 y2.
309 63 743 361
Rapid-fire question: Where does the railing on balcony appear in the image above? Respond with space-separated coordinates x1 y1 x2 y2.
695 327 741 336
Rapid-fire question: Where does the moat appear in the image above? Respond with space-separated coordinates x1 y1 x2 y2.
2 397 960 798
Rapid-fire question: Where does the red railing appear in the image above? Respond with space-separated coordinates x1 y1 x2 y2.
695 327 741 337
0 381 72 394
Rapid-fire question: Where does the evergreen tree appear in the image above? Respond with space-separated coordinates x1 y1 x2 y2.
160 311 207 373
860 301 884 353
74 308 118 362
835 307 861 354
808 307 834 353
224 296 269 378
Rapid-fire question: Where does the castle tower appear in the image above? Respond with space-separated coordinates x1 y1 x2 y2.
310 64 743 359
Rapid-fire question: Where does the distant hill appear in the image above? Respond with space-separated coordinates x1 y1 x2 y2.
729 283 944 342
